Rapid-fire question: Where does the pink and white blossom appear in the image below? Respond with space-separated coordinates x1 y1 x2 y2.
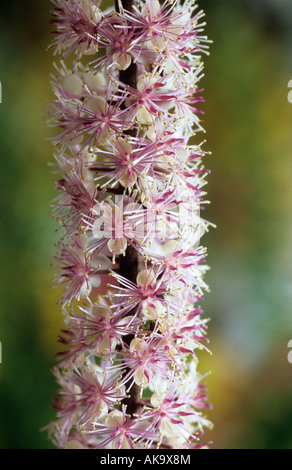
47 0 213 449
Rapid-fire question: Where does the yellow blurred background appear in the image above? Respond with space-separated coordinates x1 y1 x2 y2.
0 0 292 448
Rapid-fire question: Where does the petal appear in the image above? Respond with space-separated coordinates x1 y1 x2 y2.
64 440 84 449
115 53 132 71
141 0 160 17
91 253 111 269
162 240 178 257
84 71 106 93
92 304 110 320
136 268 155 287
107 409 124 426
62 74 83 98
137 106 153 124
114 136 132 155
89 274 101 288
119 171 137 189
107 237 127 255
130 337 143 353
134 367 148 387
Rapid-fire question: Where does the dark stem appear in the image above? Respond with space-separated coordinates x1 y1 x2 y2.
115 0 141 416
115 0 137 99
115 0 133 13
119 61 137 91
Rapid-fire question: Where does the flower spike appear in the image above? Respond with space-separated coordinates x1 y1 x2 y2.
46 0 213 449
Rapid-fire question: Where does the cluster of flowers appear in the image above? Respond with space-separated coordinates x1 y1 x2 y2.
47 0 213 449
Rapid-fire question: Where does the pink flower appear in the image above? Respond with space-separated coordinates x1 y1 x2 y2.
50 91 132 150
54 234 111 305
85 405 156 449
59 300 142 359
51 153 98 235
50 0 102 57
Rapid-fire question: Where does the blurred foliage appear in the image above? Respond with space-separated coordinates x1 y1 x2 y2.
200 0 292 449
0 0 292 449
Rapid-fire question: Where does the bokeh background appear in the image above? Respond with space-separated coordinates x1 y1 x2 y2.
0 0 292 449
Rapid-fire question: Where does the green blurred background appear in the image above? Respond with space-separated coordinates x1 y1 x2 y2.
0 0 292 449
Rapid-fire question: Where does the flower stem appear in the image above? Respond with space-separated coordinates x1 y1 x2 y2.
115 0 141 416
